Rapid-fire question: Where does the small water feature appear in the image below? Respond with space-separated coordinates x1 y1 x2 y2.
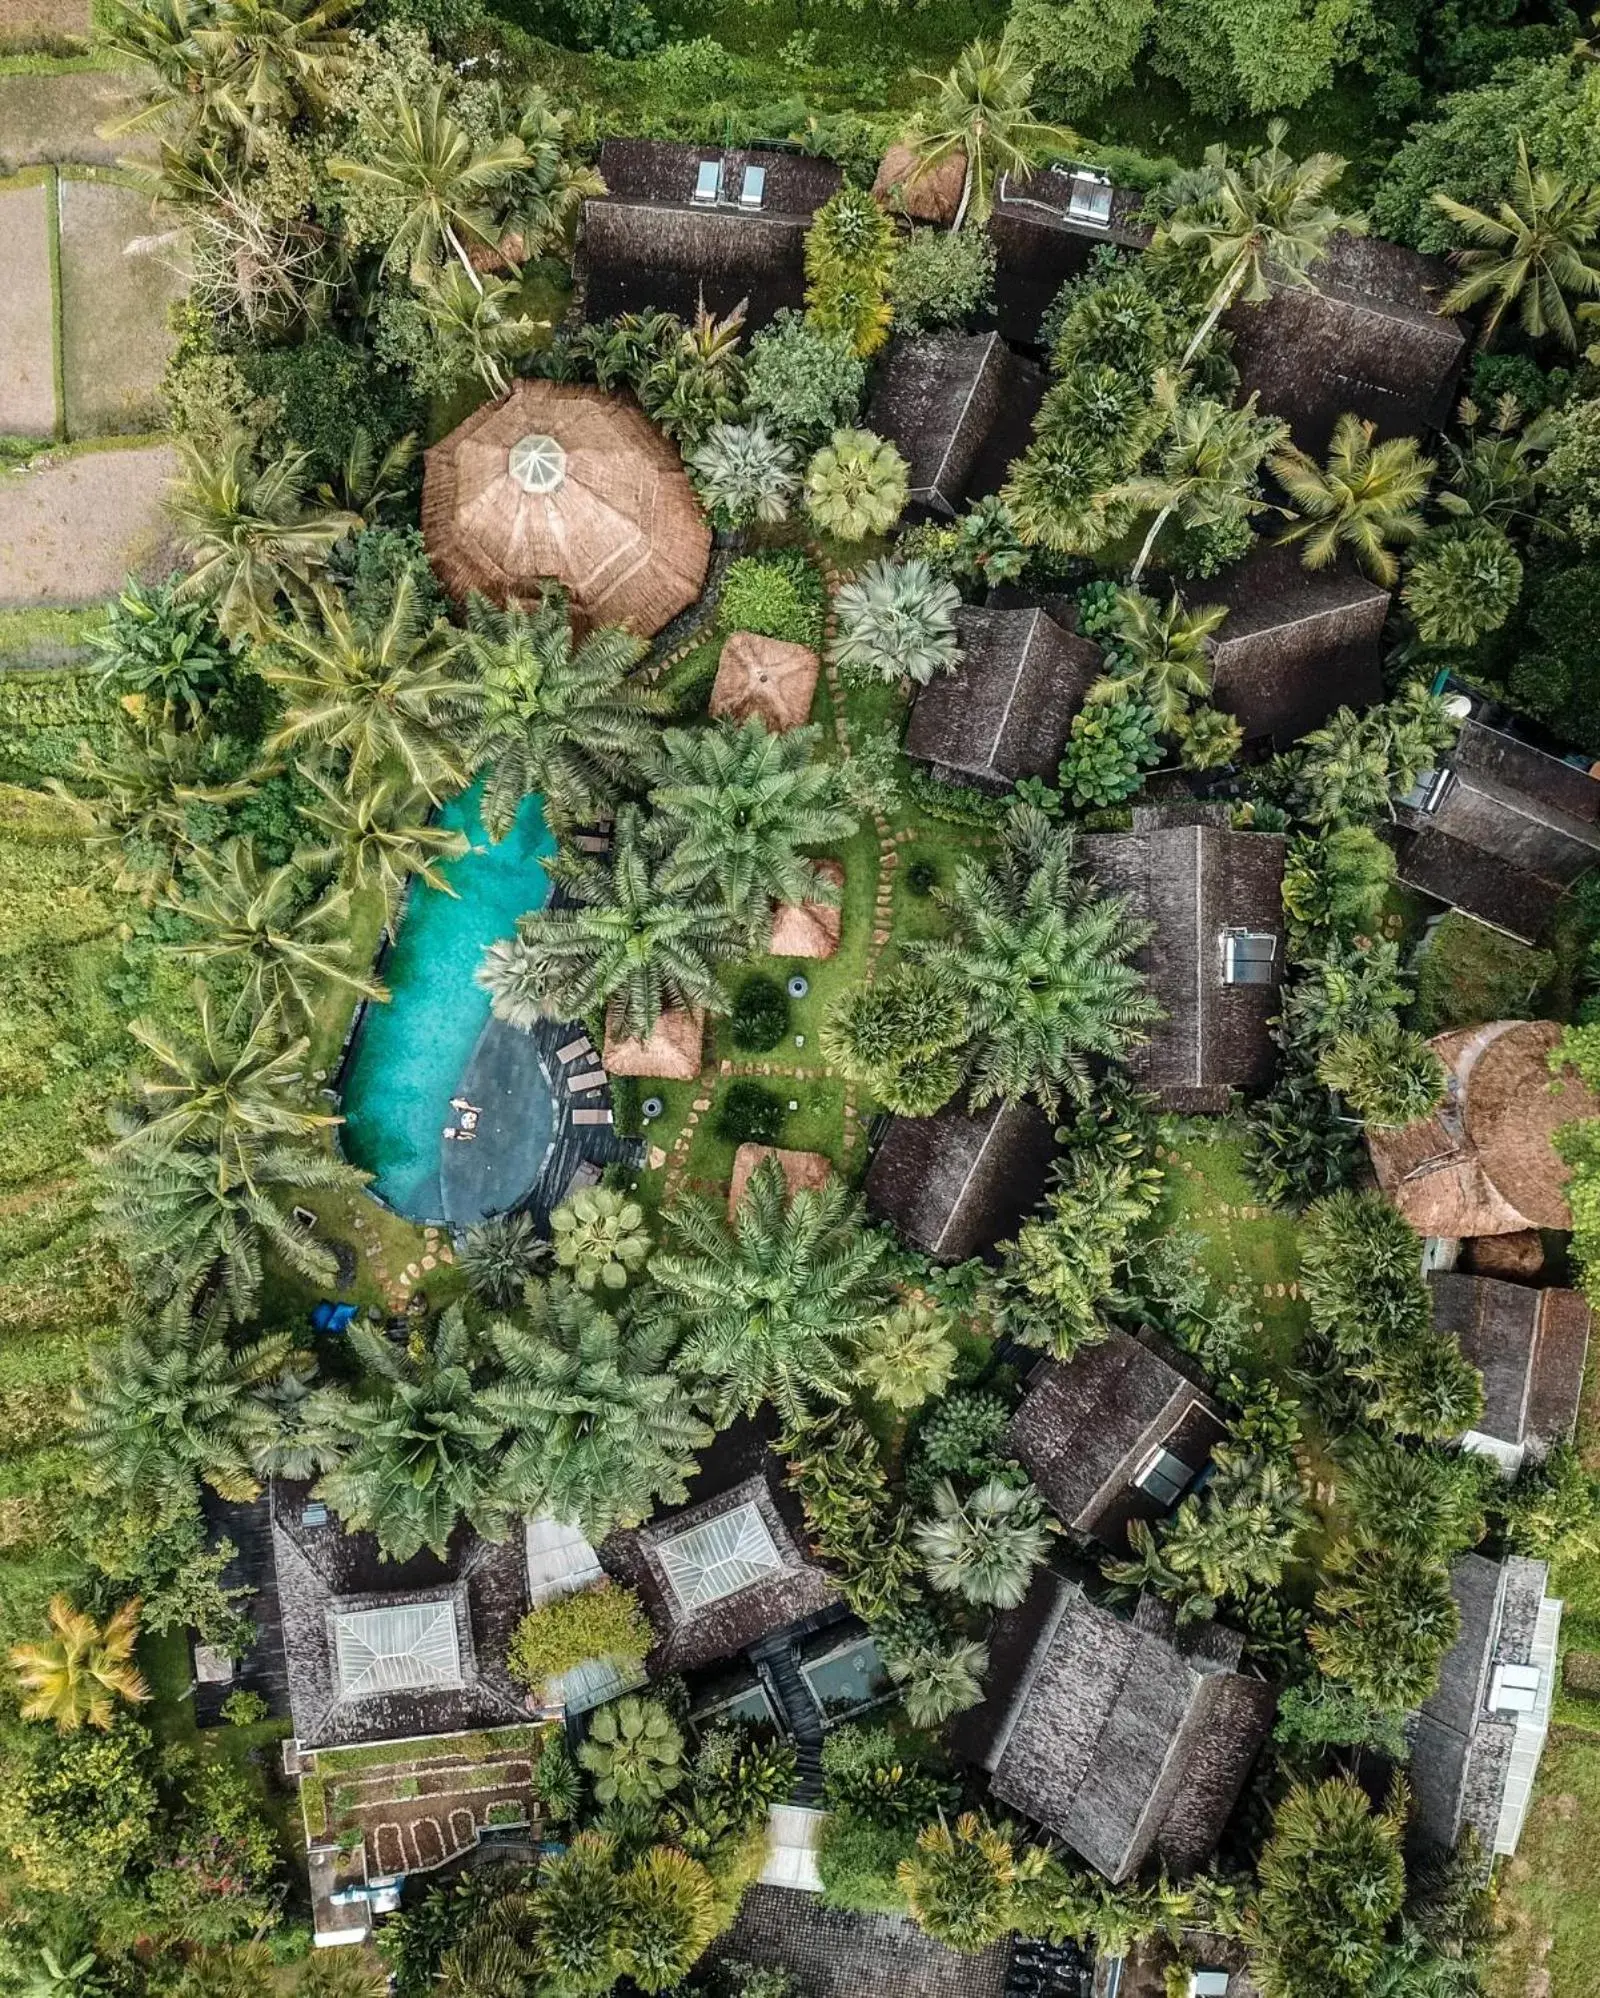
340 778 556 1223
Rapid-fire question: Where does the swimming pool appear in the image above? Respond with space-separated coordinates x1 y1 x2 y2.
340 779 557 1223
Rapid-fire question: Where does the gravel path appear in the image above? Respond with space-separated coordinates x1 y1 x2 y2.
0 181 56 439
0 443 177 605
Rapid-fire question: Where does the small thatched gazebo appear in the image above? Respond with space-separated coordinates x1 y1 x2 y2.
872 142 966 224
727 1144 833 1220
709 631 819 732
422 381 711 636
769 859 844 960
603 1003 705 1081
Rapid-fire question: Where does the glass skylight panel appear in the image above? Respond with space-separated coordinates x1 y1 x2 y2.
740 164 767 210
1133 1445 1195 1508
1067 172 1113 226
659 1502 782 1613
333 1600 463 1699
692 158 721 204
1223 931 1278 986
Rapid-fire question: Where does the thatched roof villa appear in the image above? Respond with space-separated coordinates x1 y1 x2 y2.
422 380 710 636
1366 1019 1600 1240
1007 1330 1229 1552
955 1575 1275 1882
706 1883 1018 1998
864 1096 1057 1262
1428 1271 1591 1475
864 331 1047 518
1408 1553 1562 1872
904 604 1099 791
578 140 842 328
1080 803 1287 1113
1227 231 1466 455
1391 718 1600 945
710 630 821 733
602 1002 705 1081
988 166 1153 346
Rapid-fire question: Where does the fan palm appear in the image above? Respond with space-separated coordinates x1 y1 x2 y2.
1090 589 1225 733
169 432 357 639
1435 137 1600 349
1118 383 1287 581
328 78 529 290
908 29 1079 231
487 1281 712 1540
313 1308 514 1559
65 721 254 905
462 591 662 838
913 1476 1054 1609
302 768 470 909
1159 120 1357 368
882 1636 989 1727
11 1598 149 1734
651 719 857 923
908 804 1159 1111
647 1155 893 1427
487 806 746 1041
261 573 472 800
169 838 389 1036
1272 416 1435 587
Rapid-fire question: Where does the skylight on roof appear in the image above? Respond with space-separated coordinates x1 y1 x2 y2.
658 1501 782 1613
332 1600 463 1699
692 158 721 204
1067 171 1113 226
1223 930 1277 986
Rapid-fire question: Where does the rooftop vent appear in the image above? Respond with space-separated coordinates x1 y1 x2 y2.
302 1501 329 1528
1066 169 1113 226
740 163 767 210
692 158 721 205
1223 929 1277 986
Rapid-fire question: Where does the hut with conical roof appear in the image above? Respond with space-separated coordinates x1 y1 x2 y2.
422 381 711 637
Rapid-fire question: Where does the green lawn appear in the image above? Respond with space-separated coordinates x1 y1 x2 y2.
1491 1724 1600 1998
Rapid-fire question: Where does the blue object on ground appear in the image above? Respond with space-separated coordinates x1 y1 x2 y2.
311 1301 359 1334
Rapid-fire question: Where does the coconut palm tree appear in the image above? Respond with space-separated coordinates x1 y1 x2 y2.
416 263 547 395
168 433 357 639
65 721 255 905
1272 416 1435 586
313 1307 514 1560
485 806 746 1041
1090 589 1225 733
1435 138 1600 349
650 719 857 925
647 1155 894 1428
908 804 1159 1112
908 29 1079 231
1159 120 1358 369
487 1281 711 1540
1118 384 1287 582
169 838 389 1036
328 77 529 291
462 591 662 839
302 769 470 909
10 1598 149 1734
1311 1543 1461 1710
261 573 473 802
913 1476 1054 1609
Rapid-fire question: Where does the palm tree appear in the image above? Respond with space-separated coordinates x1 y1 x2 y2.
1118 384 1287 582
651 719 857 924
908 29 1079 231
416 263 547 394
647 1155 893 1428
457 1209 550 1308
913 1476 1054 1609
1311 1543 1461 1709
1435 137 1600 349
313 1307 513 1560
1159 120 1357 369
485 806 746 1041
302 769 470 909
328 77 529 290
1254 1778 1407 1998
1091 589 1225 733
882 1636 989 1727
74 1313 306 1511
618 1847 719 1997
168 432 357 639
462 591 662 838
908 805 1159 1112
1317 1017 1448 1129
170 838 388 1036
1272 416 1435 586
898 1813 1030 1954
1104 1448 1309 1621
501 82 606 259
65 721 254 905
487 1281 712 1540
11 1598 148 1734
853 1302 958 1413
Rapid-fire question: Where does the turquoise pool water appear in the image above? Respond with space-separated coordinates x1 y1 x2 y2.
340 779 557 1222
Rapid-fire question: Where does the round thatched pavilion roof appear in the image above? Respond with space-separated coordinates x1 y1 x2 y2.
1459 1019 1600 1230
421 381 711 636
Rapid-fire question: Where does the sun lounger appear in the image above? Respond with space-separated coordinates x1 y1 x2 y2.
556 1037 592 1064
566 1068 608 1093
572 834 611 853
572 1107 614 1127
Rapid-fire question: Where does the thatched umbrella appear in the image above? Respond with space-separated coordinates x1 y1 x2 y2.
769 859 844 960
602 1003 705 1080
709 631 820 732
422 381 711 636
726 1144 833 1220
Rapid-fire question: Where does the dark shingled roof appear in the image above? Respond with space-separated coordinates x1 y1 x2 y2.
602 1422 840 1674
864 331 1045 517
904 605 1099 789
1429 1272 1590 1460
989 170 1153 346
1080 803 1287 1111
1227 232 1467 455
1008 1333 1229 1551
1205 542 1388 748
864 1096 1057 1261
1388 824 1563 946
579 141 842 328
706 1884 1013 1998
975 1580 1275 1881
270 1485 529 1750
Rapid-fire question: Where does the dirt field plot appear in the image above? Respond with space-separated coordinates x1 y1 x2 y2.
57 175 182 436
0 180 56 439
0 71 153 173
0 442 176 605
0 0 89 46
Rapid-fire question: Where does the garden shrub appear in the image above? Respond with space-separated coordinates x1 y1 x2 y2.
716 551 827 649
506 1581 653 1689
1470 350 1568 418
889 227 996 333
907 768 1004 827
330 526 450 629
914 1390 1013 1481
243 333 423 484
715 1081 786 1147
730 973 791 1052
816 1807 915 1913
907 859 938 896
744 309 868 448
1413 912 1553 1035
